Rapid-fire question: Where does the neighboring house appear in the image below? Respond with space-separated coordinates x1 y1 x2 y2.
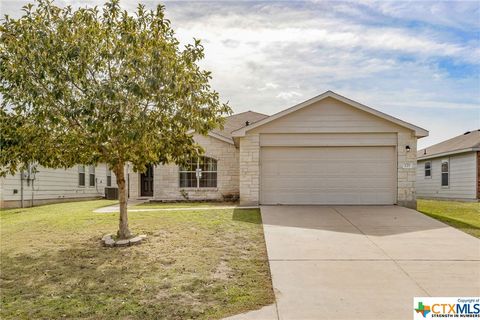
128 91 428 209
417 130 480 201
0 164 117 209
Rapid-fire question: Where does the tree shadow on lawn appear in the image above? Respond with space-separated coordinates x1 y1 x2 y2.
231 208 262 225
0 235 270 320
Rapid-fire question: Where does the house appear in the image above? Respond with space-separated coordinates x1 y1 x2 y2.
0 164 117 209
417 130 480 201
128 91 428 209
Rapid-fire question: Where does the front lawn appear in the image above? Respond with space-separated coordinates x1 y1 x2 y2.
417 199 480 238
0 200 274 319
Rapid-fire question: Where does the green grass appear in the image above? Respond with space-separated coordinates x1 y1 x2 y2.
417 199 480 238
135 201 238 209
0 200 274 319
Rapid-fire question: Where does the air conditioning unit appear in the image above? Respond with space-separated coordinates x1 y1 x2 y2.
105 187 119 200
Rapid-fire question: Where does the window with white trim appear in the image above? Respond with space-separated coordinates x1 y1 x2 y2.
441 159 449 187
89 165 95 187
78 165 85 186
106 166 112 187
424 161 431 178
179 157 217 188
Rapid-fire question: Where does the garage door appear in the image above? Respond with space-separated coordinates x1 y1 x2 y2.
260 146 396 205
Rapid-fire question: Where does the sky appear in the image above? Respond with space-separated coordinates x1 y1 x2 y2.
1 0 479 149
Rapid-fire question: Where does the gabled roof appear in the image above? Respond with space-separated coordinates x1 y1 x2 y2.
202 111 269 144
231 91 429 138
418 130 480 160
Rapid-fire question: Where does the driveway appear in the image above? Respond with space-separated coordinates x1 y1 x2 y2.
260 205 480 320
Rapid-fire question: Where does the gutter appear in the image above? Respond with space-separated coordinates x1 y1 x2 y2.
418 147 480 161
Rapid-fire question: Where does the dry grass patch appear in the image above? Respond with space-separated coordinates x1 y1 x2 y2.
0 200 274 319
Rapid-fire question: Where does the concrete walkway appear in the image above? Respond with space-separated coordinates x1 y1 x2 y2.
227 205 480 320
93 202 258 213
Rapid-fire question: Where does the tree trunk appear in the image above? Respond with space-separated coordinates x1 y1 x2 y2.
113 163 131 239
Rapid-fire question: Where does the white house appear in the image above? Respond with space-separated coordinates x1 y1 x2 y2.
2 91 429 209
417 130 480 201
128 91 428 209
0 164 117 209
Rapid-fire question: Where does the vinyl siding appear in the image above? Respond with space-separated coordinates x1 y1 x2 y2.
477 152 480 199
250 97 410 134
0 164 117 208
417 152 477 200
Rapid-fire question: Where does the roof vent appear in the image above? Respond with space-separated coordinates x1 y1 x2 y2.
245 121 250 126
464 131 471 135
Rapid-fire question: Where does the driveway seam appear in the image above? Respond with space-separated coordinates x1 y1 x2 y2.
269 258 480 261
331 206 432 297
260 210 281 320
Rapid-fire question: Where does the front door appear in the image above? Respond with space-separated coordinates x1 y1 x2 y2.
140 165 154 197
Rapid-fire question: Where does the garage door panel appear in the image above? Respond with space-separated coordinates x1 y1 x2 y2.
260 146 396 205
262 177 395 188
262 165 393 176
263 191 394 205
261 146 393 159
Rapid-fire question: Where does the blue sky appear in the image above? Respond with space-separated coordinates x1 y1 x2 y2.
1 0 479 148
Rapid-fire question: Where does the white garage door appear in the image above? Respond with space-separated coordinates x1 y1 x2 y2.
260 146 396 205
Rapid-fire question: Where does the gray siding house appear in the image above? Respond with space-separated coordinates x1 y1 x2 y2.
0 164 117 209
417 130 480 201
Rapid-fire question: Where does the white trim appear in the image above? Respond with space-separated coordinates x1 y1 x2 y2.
231 91 429 138
208 132 234 144
424 161 432 179
441 158 450 188
78 164 86 187
179 156 218 188
186 129 234 145
418 148 479 161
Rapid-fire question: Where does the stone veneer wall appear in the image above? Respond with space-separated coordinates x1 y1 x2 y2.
127 164 138 201
239 134 260 205
128 130 419 208
238 131 419 209
128 134 239 201
397 131 418 209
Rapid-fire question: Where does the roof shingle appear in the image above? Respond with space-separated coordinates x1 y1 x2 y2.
212 111 269 142
418 130 480 159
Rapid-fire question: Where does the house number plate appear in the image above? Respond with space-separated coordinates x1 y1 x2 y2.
402 163 414 169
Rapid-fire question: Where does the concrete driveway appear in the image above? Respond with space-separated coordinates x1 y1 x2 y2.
259 205 480 320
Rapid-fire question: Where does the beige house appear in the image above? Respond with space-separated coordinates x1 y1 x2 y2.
129 91 428 209
0 164 117 209
417 130 480 201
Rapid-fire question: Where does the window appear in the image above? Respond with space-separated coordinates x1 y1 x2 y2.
179 157 217 188
424 162 431 178
78 165 85 186
89 165 95 187
106 166 112 187
441 159 449 187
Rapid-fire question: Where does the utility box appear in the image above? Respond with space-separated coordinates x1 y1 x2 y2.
105 187 119 200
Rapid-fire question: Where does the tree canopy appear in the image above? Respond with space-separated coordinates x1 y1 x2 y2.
0 0 231 238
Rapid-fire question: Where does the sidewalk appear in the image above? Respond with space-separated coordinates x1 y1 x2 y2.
93 202 259 213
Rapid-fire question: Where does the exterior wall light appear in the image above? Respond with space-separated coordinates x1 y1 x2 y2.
406 145 411 152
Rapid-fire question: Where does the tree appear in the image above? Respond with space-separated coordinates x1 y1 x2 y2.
0 0 231 239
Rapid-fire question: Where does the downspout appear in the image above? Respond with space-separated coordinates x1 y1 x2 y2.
31 179 34 207
20 170 24 208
